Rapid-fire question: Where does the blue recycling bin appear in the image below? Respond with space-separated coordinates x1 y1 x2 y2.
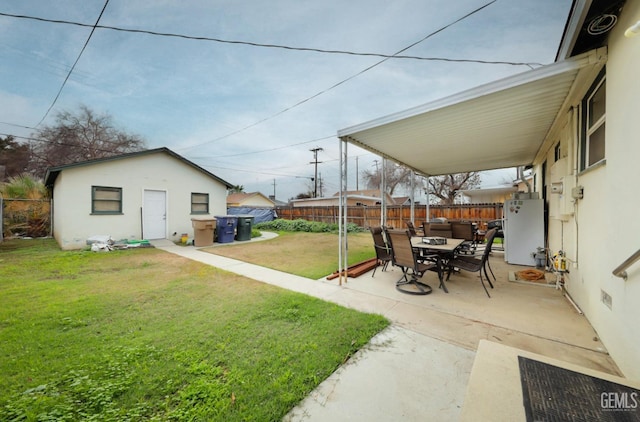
215 215 238 243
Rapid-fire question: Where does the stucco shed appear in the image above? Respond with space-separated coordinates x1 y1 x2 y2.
44 147 233 250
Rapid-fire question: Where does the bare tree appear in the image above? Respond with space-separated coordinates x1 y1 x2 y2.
426 172 481 204
362 161 412 195
28 105 146 177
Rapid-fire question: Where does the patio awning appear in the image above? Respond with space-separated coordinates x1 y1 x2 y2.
337 49 606 176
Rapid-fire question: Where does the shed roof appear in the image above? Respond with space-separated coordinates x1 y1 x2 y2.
44 147 234 188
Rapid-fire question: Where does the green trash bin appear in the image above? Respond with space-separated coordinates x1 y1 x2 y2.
235 215 254 241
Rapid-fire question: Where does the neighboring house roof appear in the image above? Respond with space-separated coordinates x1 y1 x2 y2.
269 196 288 206
330 189 395 203
331 189 383 197
226 192 274 207
393 196 412 205
291 193 392 206
44 147 234 188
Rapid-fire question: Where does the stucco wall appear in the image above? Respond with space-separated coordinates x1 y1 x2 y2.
52 152 228 249
540 2 640 379
594 3 640 380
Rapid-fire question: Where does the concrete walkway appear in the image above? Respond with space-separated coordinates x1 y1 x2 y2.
151 236 476 420
150 235 624 421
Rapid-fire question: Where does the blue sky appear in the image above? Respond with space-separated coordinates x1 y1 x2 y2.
0 0 572 200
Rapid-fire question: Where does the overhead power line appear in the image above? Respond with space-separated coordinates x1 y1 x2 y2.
0 10 541 68
178 0 501 151
33 0 110 127
2 0 515 157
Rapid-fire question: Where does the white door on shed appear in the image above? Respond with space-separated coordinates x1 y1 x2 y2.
143 190 166 239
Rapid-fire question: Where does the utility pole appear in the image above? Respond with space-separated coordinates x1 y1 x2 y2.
272 179 276 199
310 147 323 198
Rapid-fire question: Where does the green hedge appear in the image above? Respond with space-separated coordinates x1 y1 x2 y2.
254 219 364 233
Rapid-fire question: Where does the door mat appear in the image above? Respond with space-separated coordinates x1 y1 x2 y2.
508 271 555 287
518 356 640 422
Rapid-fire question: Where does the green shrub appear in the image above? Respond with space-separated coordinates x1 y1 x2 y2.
254 219 364 233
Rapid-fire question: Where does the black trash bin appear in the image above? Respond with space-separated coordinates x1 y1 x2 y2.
215 215 238 243
235 215 254 241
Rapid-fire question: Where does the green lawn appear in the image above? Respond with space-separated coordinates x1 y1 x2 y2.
0 239 388 421
204 231 376 279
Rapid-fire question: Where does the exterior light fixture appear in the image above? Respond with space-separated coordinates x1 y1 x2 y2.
625 20 640 38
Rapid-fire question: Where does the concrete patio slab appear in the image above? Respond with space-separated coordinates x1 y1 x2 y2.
150 235 627 421
284 325 476 422
461 340 640 421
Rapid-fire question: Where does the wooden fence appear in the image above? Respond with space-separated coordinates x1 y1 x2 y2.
275 203 503 230
1 198 51 238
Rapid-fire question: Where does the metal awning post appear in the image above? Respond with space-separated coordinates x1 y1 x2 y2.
426 176 430 222
410 171 415 224
338 138 348 285
380 158 386 227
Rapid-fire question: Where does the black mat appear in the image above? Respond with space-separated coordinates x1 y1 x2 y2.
518 356 640 422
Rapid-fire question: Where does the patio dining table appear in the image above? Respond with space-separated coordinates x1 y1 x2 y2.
411 237 466 293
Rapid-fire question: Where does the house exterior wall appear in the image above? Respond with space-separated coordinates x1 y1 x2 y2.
52 152 228 250
536 2 640 379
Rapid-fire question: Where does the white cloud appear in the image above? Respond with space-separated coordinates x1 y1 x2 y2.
0 0 573 200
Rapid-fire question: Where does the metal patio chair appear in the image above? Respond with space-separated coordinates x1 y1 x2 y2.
385 228 437 295
445 228 498 297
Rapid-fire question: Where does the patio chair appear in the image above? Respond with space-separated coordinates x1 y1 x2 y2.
385 228 437 295
451 221 476 254
369 226 392 277
405 221 423 237
422 222 452 239
445 228 498 297
463 226 497 282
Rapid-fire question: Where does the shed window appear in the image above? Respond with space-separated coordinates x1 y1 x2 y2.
580 69 606 170
92 186 122 214
191 193 209 214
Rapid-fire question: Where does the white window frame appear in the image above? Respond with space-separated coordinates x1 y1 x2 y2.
580 70 606 171
191 192 209 214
